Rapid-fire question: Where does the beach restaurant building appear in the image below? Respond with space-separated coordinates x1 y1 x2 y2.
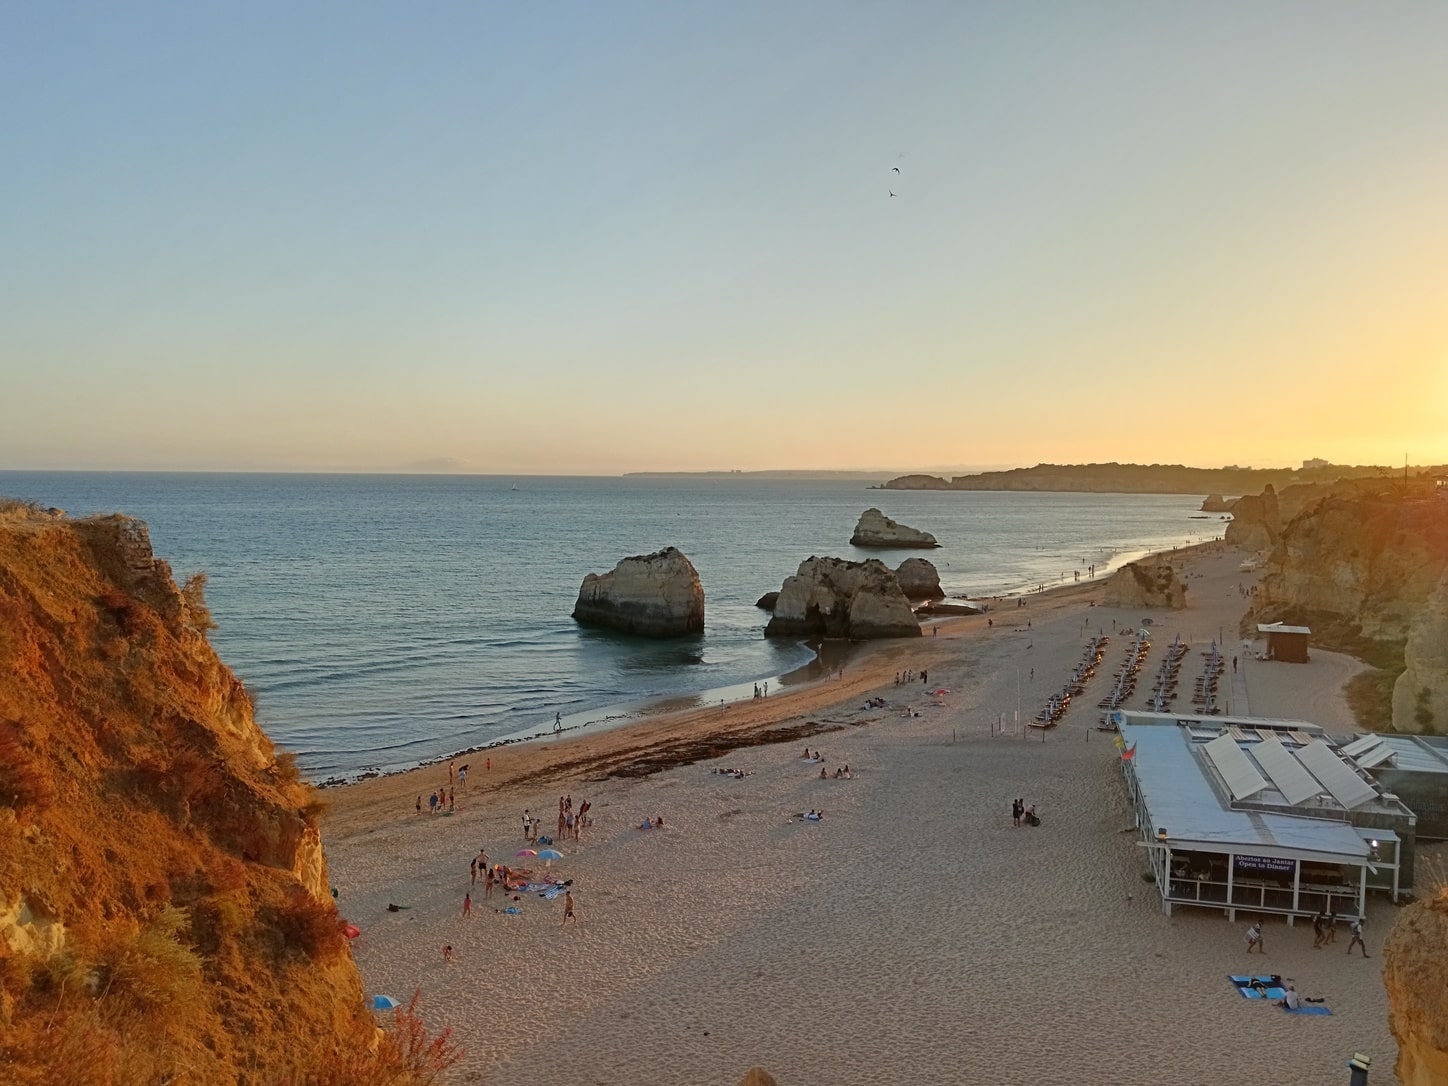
1114 712 1418 922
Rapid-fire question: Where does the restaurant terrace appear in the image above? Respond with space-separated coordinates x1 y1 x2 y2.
1114 711 1418 922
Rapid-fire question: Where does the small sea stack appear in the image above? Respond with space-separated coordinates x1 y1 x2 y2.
850 508 939 548
572 546 705 637
895 557 944 600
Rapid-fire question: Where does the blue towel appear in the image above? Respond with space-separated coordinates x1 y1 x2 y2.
1238 987 1264 999
1285 1005 1333 1016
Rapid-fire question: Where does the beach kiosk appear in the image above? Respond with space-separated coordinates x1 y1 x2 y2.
1257 622 1310 663
1115 713 1418 920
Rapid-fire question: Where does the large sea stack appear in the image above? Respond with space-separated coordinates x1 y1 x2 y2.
850 508 939 548
572 546 705 637
765 556 921 639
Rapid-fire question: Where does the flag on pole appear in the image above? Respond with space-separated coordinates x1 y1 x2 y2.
1121 743 1137 761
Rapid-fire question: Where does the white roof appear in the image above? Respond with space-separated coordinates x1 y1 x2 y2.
1258 623 1312 636
1203 733 1268 801
1296 740 1379 811
1250 738 1324 806
1121 724 1369 863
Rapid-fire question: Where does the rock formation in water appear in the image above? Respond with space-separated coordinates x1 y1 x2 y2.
765 557 921 639
1383 890 1448 1086
0 502 409 1083
754 591 779 611
1200 494 1234 513
572 547 705 637
894 557 944 600
1224 484 1280 551
1392 570 1448 735
849 508 939 549
1103 558 1187 610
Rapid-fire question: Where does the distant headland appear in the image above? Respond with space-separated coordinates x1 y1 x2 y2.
876 461 1416 495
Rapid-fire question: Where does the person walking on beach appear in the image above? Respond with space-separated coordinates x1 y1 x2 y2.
555 712 562 733
458 764 467 786
448 759 455 783
763 681 768 697
484 865 495 899
1012 798 1022 826
1347 918 1369 957
561 890 578 926
448 787 455 812
470 857 478 886
1245 921 1265 954
429 791 439 815
462 892 471 919
1312 911 1325 948
416 795 422 815
486 757 491 772
521 809 531 840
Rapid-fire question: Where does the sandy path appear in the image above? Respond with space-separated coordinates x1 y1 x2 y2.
325 543 1422 1085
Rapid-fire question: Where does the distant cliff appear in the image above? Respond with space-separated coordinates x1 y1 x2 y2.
0 502 452 1083
880 462 1406 494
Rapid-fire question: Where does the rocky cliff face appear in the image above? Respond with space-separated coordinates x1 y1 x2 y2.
0 504 392 1082
1252 493 1448 646
850 508 939 548
1224 484 1280 551
1383 891 1448 1086
894 557 944 600
765 557 921 639
572 547 705 637
1103 559 1187 609
1392 570 1448 735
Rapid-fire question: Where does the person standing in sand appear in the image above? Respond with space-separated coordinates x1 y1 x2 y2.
1245 921 1264 954
561 891 577 926
462 892 471 918
1347 918 1368 957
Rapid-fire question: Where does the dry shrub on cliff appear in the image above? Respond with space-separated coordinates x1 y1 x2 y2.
310 991 464 1086
181 571 217 631
0 720 55 810
271 889 349 963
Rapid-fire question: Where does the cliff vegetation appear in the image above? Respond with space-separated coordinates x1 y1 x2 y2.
0 501 459 1084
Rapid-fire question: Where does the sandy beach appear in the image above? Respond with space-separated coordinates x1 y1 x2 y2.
324 543 1435 1085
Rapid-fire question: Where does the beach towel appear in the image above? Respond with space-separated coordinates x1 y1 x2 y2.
540 885 567 900
1229 975 1285 1000
1284 1005 1333 1016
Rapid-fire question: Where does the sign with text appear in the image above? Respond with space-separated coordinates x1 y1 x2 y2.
1234 854 1296 878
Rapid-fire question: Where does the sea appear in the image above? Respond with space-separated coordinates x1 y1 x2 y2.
1 472 1224 779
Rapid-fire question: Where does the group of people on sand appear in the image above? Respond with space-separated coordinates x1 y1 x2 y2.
1011 798 1040 826
819 764 853 779
638 815 665 829
712 766 753 778
554 794 590 842
894 669 928 685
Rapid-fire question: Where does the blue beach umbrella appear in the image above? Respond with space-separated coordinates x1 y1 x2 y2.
536 848 564 863
369 994 400 1011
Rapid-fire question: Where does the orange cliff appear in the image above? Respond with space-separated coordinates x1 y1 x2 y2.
1384 889 1448 1086
0 503 447 1083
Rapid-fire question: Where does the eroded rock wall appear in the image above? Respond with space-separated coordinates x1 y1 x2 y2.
1384 893 1448 1086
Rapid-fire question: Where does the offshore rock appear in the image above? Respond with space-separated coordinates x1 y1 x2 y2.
573 547 705 638
1383 892 1448 1086
766 557 921 639
1392 569 1448 735
1200 494 1234 513
1104 558 1187 610
850 508 939 549
895 557 944 600
754 591 779 611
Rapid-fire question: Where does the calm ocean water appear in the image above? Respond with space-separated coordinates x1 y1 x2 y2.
2 473 1221 777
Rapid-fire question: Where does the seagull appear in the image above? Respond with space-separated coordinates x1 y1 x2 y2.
892 167 900 174
889 190 897 197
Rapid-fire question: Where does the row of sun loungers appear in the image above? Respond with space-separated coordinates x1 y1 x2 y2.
1193 645 1227 714
1146 635 1190 712
1031 634 1111 728
1098 630 1151 714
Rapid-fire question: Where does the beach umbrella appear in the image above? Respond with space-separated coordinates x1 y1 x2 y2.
369 995 400 1011
536 848 563 868
930 688 950 696
515 848 537 858
343 923 361 940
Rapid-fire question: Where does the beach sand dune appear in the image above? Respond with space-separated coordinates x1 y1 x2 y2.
327 544 1422 1085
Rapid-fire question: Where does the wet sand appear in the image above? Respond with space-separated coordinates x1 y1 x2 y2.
325 542 1422 1085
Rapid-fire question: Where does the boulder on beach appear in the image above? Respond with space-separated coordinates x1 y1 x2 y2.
572 547 705 638
1104 558 1187 610
895 557 944 600
765 556 921 640
849 508 939 549
754 591 779 611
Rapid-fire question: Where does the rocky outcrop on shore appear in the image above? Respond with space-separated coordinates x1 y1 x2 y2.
1104 558 1187 609
1383 891 1448 1086
0 503 381 1081
850 508 938 548
894 557 944 600
1200 494 1234 512
1392 570 1448 734
765 557 921 639
573 547 705 637
1224 484 1280 551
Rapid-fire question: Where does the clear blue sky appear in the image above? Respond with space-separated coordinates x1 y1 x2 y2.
3 2 1445 472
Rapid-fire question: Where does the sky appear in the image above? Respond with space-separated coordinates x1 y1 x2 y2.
3 2 1446 474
